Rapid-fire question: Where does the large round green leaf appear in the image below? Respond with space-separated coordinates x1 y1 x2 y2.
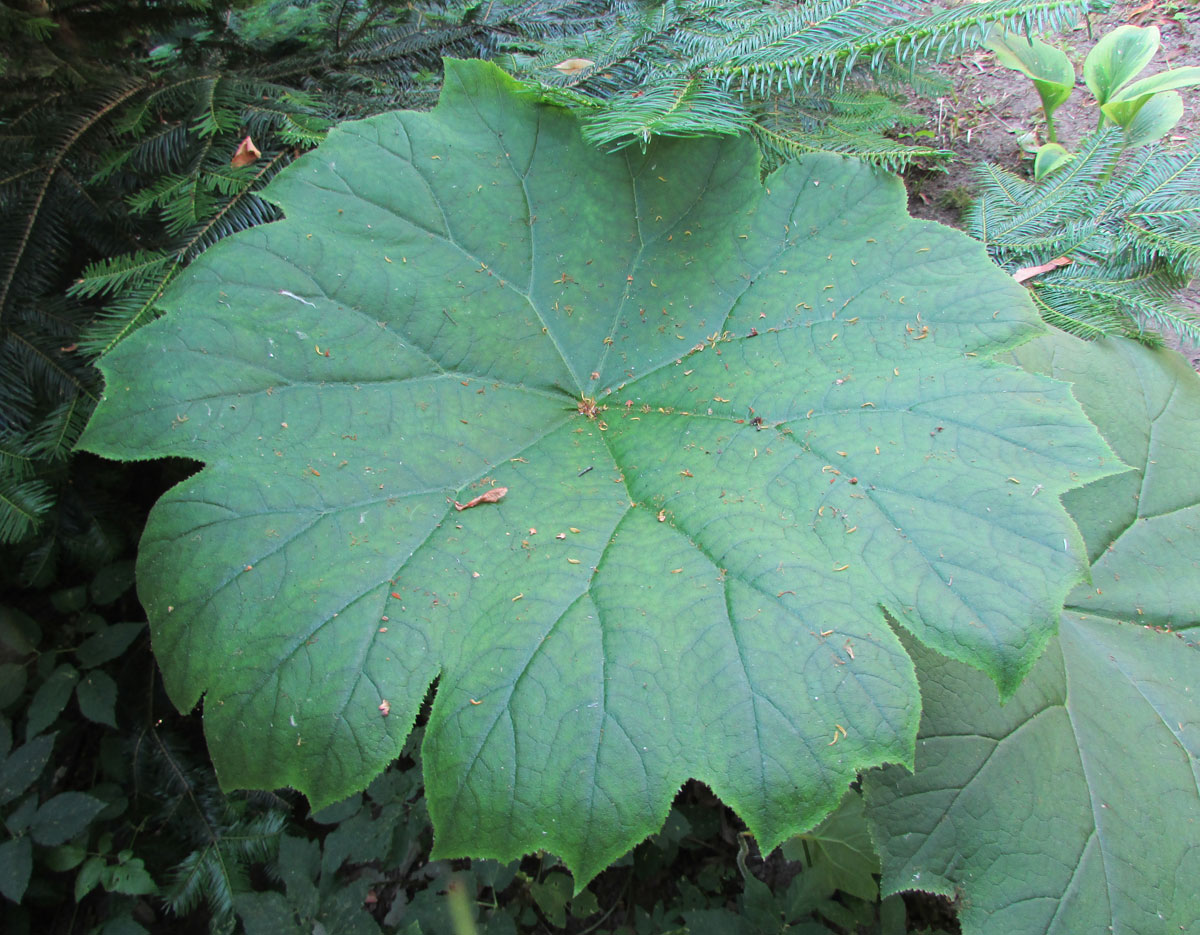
864 333 1200 934
79 60 1118 884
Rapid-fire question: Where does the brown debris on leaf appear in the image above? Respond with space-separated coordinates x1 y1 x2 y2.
454 486 508 511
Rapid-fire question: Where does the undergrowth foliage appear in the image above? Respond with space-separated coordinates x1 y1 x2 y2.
1 573 929 933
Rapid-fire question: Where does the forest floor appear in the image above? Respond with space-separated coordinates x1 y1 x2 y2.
904 0 1200 367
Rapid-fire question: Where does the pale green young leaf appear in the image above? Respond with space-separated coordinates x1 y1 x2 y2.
1033 142 1072 179
1101 65 1200 128
1122 90 1183 147
103 856 158 896
1083 24 1160 104
985 29 1074 120
75 855 106 901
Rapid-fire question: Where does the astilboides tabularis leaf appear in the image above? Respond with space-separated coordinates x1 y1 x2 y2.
78 60 1120 886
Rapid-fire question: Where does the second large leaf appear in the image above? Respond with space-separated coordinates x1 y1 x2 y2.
78 60 1118 884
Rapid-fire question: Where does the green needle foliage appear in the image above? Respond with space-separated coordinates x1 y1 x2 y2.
967 130 1200 345
136 731 291 932
500 0 1090 170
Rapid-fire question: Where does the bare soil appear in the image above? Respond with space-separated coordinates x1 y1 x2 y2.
903 0 1200 368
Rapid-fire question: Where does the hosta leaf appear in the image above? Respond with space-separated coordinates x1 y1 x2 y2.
78 60 1117 885
1083 24 1160 105
864 333 1200 934
984 30 1075 121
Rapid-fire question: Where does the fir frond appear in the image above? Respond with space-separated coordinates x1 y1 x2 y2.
969 130 1125 246
706 0 1089 91
69 251 175 299
581 77 752 148
79 282 176 357
1029 290 1131 340
753 120 950 173
136 727 287 931
30 397 94 461
0 430 39 480
1 317 98 419
0 80 146 316
501 0 1085 167
1034 269 1200 345
967 127 1200 342
0 475 54 543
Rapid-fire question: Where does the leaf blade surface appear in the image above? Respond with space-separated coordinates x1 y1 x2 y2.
80 61 1117 883
865 333 1200 933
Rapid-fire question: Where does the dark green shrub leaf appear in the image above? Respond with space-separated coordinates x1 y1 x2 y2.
319 883 385 935
26 665 79 737
275 834 320 919
569 887 600 920
5 796 37 839
79 60 1118 884
310 792 362 825
74 622 144 668
0 837 33 903
50 586 89 614
96 914 150 935
0 607 39 656
0 664 27 710
474 857 520 895
530 871 572 928
781 789 878 903
75 670 119 728
90 561 137 606
30 791 106 846
102 856 157 896
0 734 55 806
42 841 88 872
864 334 1200 933
75 854 106 901
236 891 306 935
